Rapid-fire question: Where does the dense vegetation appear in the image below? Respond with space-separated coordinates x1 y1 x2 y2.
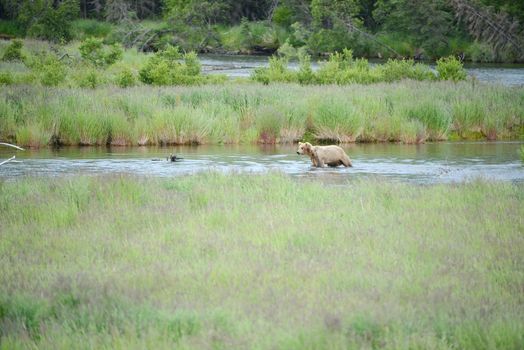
1 82 522 147
1 174 523 349
0 0 523 62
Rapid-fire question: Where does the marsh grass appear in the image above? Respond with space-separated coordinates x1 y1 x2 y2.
0 174 523 349
0 82 522 147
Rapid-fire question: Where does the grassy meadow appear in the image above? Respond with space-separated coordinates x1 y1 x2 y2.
0 174 523 349
1 82 523 148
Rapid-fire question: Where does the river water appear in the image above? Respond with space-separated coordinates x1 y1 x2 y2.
1 142 522 184
199 54 524 86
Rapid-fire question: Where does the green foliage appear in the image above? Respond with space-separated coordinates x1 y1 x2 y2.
27 52 67 86
75 68 101 89
139 45 204 86
253 50 442 86
0 71 14 85
1 81 522 147
1 39 24 62
273 5 294 26
252 56 294 84
79 37 123 67
115 67 136 88
467 41 497 63
71 19 113 39
2 174 523 348
0 20 25 37
406 100 452 140
297 53 315 85
379 59 436 82
22 0 79 43
374 0 453 58
436 56 467 81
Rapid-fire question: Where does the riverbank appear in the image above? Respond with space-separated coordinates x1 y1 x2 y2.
1 174 523 349
1 82 522 147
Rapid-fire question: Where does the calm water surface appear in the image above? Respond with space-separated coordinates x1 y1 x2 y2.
1 142 522 184
200 54 524 86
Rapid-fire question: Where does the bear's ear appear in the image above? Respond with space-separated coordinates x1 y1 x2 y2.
304 143 311 150
298 142 303 146
305 142 312 147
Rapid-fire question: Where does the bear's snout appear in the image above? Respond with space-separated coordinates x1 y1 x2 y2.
296 151 300 154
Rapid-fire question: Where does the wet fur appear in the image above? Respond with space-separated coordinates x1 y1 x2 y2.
296 142 352 168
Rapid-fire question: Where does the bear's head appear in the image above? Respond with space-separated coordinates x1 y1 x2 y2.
297 142 313 155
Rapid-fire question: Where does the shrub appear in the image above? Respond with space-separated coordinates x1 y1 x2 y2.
0 71 14 85
28 52 67 86
139 45 205 86
79 37 123 67
116 67 136 88
316 49 354 84
252 56 294 84
2 39 25 62
379 59 435 82
297 54 315 85
436 56 467 82
76 68 101 89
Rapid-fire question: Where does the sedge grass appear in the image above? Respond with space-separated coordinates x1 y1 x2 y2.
0 82 522 147
0 174 523 349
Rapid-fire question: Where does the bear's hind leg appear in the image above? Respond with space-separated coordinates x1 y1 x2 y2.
342 156 352 167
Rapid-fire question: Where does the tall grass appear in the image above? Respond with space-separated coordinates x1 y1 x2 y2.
0 174 523 349
0 82 522 147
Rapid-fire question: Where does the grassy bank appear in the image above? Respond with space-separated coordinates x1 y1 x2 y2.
1 82 523 147
0 174 523 349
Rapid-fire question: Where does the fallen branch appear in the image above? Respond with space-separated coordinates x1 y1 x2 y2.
0 142 25 151
0 156 16 166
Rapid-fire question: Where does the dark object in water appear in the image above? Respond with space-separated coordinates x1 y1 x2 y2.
167 154 183 162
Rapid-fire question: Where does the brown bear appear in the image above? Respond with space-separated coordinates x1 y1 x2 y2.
296 142 352 167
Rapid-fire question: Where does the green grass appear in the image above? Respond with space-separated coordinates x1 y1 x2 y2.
0 174 523 349
0 82 522 147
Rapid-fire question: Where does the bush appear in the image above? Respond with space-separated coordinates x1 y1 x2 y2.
297 54 315 85
139 45 204 86
379 59 435 82
436 56 467 82
2 39 25 62
27 52 67 86
0 71 14 85
75 68 101 88
79 37 123 67
252 56 294 84
316 49 358 84
116 67 136 88
251 50 442 86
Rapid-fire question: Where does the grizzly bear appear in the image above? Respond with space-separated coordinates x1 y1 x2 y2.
296 142 352 167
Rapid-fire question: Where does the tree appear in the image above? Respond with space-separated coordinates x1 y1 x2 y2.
374 0 454 57
450 0 523 60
